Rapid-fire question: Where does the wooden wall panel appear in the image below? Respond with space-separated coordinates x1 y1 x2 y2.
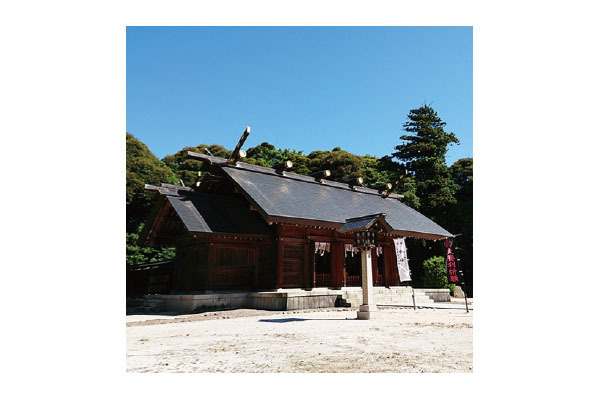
210 266 254 289
279 225 305 238
173 242 209 292
386 242 400 286
281 242 305 288
208 244 258 290
308 227 335 237
257 243 276 289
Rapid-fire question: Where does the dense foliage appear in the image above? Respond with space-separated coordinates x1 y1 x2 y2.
162 144 230 186
446 157 473 295
126 133 177 267
126 133 178 229
391 105 471 295
421 256 456 295
392 104 460 218
422 256 450 289
126 224 176 267
166 141 410 191
126 104 473 294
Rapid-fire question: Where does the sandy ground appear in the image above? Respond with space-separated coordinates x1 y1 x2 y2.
126 307 472 373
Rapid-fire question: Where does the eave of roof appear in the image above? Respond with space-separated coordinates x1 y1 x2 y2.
338 214 394 234
144 183 272 239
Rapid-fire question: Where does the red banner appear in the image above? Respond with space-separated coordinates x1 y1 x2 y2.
443 238 460 284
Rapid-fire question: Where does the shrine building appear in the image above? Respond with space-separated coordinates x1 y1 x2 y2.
129 140 453 312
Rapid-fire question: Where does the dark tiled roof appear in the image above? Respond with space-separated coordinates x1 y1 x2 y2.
219 164 453 240
151 185 272 237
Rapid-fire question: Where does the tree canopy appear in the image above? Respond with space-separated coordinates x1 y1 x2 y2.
392 104 460 218
159 141 413 194
162 144 229 187
126 133 177 229
391 105 471 294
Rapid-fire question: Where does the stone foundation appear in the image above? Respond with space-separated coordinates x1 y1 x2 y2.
138 287 447 313
146 289 340 313
421 288 451 302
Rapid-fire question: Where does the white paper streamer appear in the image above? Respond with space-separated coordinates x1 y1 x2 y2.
314 242 331 255
393 238 411 282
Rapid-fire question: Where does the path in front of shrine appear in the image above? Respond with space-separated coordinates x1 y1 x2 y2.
126 307 473 373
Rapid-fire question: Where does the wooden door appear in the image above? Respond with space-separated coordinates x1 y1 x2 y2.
281 239 305 288
344 249 361 287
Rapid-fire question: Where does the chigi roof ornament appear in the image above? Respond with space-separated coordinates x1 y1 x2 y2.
343 177 363 188
309 169 331 181
273 160 293 172
227 126 251 164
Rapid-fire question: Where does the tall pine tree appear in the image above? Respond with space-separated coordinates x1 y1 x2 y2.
392 104 459 220
392 105 461 288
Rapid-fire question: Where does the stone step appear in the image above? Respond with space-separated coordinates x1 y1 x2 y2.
141 306 161 312
141 296 167 312
145 299 166 304
338 288 439 308
340 300 435 307
342 295 433 300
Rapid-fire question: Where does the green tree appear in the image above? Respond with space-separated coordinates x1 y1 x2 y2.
245 142 310 175
391 105 462 289
162 144 230 186
422 256 454 290
447 158 473 296
306 148 364 182
126 133 177 230
392 104 460 218
126 223 175 267
377 155 419 207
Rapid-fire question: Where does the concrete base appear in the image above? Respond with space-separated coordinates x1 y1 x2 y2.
357 311 373 320
136 287 445 313
357 304 378 320
421 288 451 302
146 289 341 313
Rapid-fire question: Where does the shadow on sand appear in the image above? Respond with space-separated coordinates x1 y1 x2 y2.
258 317 352 323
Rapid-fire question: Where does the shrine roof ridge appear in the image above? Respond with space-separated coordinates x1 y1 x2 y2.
187 151 404 200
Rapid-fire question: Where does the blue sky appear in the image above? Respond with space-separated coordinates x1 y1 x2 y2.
127 26 472 165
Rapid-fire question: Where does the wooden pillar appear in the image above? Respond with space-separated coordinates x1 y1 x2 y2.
385 243 393 287
388 240 399 286
371 248 378 286
329 242 335 287
253 244 259 290
303 227 310 288
383 245 388 287
276 239 283 289
304 231 310 289
332 242 344 288
206 239 214 290
276 224 283 289
310 242 316 288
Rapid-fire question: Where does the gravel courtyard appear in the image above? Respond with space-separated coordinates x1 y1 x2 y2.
126 307 473 373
